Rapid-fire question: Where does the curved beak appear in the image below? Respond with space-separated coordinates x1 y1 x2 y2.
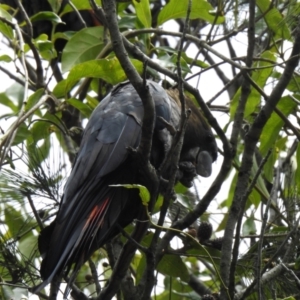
196 150 213 177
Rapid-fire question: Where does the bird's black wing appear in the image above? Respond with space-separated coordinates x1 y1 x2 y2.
35 81 172 291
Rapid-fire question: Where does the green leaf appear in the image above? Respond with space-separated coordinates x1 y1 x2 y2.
0 5 12 21
256 0 291 41
153 194 163 213
61 27 105 73
30 11 63 24
65 58 143 90
133 0 152 28
0 92 18 112
86 95 99 110
157 0 225 26
182 52 210 69
118 15 137 29
53 79 67 98
19 234 37 260
157 254 189 281
47 0 62 13
34 35 56 60
157 53 191 74
110 184 150 205
13 123 31 146
0 21 13 40
60 0 101 15
25 88 44 114
242 214 256 235
0 54 12 62
136 254 146 284
5 83 25 110
5 205 24 238
30 120 51 143
0 6 13 39
66 98 93 118
259 96 296 156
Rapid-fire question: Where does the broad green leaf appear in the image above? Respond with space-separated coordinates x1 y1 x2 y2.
0 20 13 40
269 226 289 233
110 184 150 205
0 6 13 39
153 194 163 213
60 0 101 15
66 98 93 118
242 214 256 235
65 58 143 90
5 205 23 238
272 71 300 94
182 52 210 69
62 27 105 73
230 51 275 120
25 89 44 114
0 5 12 21
157 0 225 26
30 11 63 24
156 46 210 69
47 0 61 13
158 53 191 74
18 234 37 259
53 31 74 43
256 0 291 41
175 182 188 195
170 276 193 294
86 95 99 110
133 0 152 28
118 15 137 29
30 120 51 142
0 54 12 62
247 187 262 208
259 96 297 156
136 253 146 284
53 79 67 98
5 83 25 110
0 92 18 112
34 37 56 60
157 254 189 281
12 123 31 146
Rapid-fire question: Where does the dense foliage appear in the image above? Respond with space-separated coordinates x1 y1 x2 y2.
1 0 300 299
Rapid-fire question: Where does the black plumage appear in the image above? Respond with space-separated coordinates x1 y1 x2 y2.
34 81 217 293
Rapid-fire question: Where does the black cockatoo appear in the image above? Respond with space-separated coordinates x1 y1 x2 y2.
33 81 217 293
